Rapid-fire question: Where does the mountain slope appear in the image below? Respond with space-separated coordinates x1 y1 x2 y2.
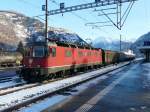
93 37 132 51
0 11 90 50
30 28 89 46
0 10 44 50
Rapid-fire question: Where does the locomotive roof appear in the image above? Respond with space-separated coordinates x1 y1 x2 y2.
26 41 100 51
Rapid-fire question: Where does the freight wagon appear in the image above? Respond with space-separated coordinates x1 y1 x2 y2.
0 51 22 66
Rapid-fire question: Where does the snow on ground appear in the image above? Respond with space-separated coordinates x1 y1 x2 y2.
19 75 109 112
19 67 127 112
0 62 129 111
19 95 68 112
14 24 27 39
134 58 144 61
0 83 36 95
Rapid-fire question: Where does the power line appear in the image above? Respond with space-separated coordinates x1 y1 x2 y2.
82 0 114 36
144 0 150 29
46 0 137 39
50 0 88 22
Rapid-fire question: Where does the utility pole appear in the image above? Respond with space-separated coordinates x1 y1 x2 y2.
45 0 48 43
120 34 121 52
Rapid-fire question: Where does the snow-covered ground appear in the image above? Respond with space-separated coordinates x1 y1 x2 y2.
0 62 129 111
19 66 127 112
18 75 108 112
0 83 36 95
21 76 111 112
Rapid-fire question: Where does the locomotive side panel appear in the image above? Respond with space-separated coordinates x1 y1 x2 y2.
46 46 103 74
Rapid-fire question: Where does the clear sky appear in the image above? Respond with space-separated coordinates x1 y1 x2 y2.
0 0 149 42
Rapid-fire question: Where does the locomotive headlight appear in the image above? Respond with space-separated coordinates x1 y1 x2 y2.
37 65 41 68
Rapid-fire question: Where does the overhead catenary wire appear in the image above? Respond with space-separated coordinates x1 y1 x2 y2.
144 0 150 29
82 0 119 36
19 0 110 38
121 1 135 27
17 0 133 40
50 0 88 22
47 0 137 46
49 0 114 44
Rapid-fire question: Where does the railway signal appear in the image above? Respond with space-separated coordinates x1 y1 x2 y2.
95 0 101 3
60 3 65 9
42 5 46 11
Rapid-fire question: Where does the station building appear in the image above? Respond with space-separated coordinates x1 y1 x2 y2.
139 41 150 62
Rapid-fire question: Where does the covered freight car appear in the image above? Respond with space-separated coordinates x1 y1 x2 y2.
102 49 134 65
102 50 119 65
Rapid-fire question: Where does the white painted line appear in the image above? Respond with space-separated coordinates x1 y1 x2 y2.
75 64 138 112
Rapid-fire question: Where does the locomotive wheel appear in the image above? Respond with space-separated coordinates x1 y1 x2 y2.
48 74 53 79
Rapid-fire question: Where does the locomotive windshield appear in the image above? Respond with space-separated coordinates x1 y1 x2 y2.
33 46 45 57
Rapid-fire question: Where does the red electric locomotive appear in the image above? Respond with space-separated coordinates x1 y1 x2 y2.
20 41 103 82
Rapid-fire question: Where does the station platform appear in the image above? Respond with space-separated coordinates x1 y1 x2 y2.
43 61 150 112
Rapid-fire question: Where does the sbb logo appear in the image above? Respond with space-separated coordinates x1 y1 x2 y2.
29 58 33 65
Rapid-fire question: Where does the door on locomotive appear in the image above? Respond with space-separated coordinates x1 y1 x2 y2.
101 49 106 66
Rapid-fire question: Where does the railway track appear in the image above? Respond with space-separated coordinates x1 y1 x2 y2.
0 66 20 71
0 83 38 96
0 62 130 112
0 65 111 95
0 72 93 96
0 77 70 96
0 76 13 83
0 83 25 91
0 69 17 83
0 63 119 95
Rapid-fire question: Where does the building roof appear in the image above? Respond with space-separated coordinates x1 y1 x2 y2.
139 46 150 52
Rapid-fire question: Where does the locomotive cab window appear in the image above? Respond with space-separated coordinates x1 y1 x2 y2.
25 47 32 57
49 47 56 57
33 46 45 57
52 48 56 57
